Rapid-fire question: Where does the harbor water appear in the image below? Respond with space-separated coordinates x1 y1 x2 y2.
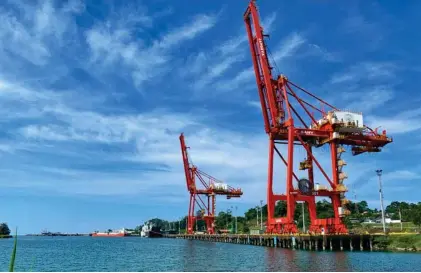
1 236 420 271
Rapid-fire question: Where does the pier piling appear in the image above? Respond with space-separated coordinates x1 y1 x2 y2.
166 234 379 252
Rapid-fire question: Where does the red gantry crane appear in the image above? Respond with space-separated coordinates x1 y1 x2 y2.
180 133 243 234
244 0 393 234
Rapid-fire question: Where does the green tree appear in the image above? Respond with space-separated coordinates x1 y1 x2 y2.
274 201 287 217
0 223 10 236
411 206 421 228
358 201 369 212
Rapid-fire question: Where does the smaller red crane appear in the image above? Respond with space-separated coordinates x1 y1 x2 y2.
180 133 243 234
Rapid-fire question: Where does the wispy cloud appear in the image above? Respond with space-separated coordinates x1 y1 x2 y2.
86 12 218 89
330 62 398 85
180 12 279 96
366 107 421 134
321 61 400 117
247 100 261 109
0 0 82 67
211 32 306 94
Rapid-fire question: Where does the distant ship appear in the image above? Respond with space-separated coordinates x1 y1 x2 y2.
140 222 163 238
91 228 127 237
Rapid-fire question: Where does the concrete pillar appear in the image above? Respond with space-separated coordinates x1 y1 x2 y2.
340 238 343 251
274 236 278 247
369 238 373 251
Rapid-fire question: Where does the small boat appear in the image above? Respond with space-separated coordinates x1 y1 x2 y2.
91 228 127 237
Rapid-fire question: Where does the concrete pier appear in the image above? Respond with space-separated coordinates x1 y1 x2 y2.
163 233 377 252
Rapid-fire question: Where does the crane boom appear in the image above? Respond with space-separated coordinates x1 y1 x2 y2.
244 0 285 133
180 133 194 192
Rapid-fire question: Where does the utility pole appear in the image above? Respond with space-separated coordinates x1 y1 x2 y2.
226 208 230 230
260 200 263 230
256 206 259 227
376 169 386 234
354 190 359 214
235 206 238 234
302 202 306 233
179 219 181 234
399 209 403 231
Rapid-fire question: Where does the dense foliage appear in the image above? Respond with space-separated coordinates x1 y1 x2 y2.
0 223 10 236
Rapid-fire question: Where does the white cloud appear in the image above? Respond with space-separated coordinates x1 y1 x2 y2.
271 32 306 61
0 0 81 66
330 62 398 84
212 32 306 94
366 107 421 134
247 101 261 109
344 85 394 113
182 12 279 95
86 12 218 89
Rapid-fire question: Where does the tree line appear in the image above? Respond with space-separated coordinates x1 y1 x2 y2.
136 200 421 233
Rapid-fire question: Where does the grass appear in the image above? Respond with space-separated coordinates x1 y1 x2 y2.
373 234 421 251
9 228 17 272
388 234 421 251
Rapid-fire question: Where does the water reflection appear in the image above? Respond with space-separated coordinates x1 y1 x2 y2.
265 247 301 271
264 246 353 272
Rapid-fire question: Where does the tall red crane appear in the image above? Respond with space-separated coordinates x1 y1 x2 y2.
180 133 243 234
244 0 393 234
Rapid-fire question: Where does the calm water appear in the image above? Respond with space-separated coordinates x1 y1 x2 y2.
1 237 420 272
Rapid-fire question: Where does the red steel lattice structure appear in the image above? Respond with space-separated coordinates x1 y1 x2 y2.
244 0 393 234
180 133 243 234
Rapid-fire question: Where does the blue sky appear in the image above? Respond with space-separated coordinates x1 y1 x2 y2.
0 0 420 234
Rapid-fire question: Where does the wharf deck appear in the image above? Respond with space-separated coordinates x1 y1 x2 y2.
164 233 380 251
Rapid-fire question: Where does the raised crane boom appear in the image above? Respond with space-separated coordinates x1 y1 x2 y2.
179 133 243 234
244 0 285 133
244 0 392 234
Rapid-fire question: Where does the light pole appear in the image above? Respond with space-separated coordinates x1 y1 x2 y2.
226 208 231 230
399 209 403 232
185 217 188 234
235 206 238 234
354 190 359 214
260 200 263 230
376 169 386 234
256 206 259 227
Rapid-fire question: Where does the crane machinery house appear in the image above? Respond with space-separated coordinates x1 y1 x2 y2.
212 182 228 191
311 111 364 133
